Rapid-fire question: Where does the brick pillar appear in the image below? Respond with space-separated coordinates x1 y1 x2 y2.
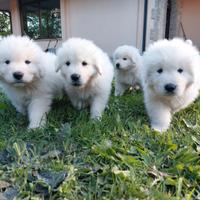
147 0 168 45
10 0 21 35
169 0 182 38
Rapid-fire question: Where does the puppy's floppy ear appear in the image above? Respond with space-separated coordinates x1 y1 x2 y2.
94 64 102 75
94 56 103 75
130 50 141 66
34 67 44 79
130 56 136 65
94 61 102 75
55 59 63 72
35 60 45 79
38 68 44 78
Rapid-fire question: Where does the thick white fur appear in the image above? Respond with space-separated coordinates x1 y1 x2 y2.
113 45 142 96
141 38 200 132
56 38 114 119
0 35 64 129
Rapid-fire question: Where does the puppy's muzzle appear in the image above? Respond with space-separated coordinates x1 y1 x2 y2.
164 83 177 94
71 73 81 86
13 71 24 81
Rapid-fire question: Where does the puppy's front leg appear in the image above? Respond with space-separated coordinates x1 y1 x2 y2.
90 95 108 119
9 98 26 115
115 82 128 96
13 102 26 115
70 98 84 110
28 97 51 129
146 100 172 132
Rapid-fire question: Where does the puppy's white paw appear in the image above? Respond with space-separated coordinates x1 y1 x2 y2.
114 90 123 96
73 100 87 110
28 122 44 129
28 116 46 129
17 108 26 115
134 85 140 91
15 105 26 115
28 124 39 130
151 124 169 133
90 113 102 121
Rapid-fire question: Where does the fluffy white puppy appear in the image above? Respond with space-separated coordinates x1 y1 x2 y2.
0 35 64 129
113 45 142 96
56 38 114 119
141 38 200 132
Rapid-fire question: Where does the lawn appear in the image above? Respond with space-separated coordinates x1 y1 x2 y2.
0 89 200 200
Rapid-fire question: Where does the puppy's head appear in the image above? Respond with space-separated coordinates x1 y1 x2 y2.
56 38 103 88
0 35 44 87
143 38 200 97
113 45 141 71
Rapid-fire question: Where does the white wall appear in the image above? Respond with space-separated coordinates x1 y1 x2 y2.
66 0 144 54
180 0 200 48
0 0 144 53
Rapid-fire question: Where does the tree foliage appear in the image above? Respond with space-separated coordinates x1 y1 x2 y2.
0 11 12 36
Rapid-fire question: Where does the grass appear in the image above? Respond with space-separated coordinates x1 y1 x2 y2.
0 88 200 200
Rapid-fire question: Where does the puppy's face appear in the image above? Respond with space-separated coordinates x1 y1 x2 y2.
113 46 141 71
143 39 200 98
113 54 135 71
145 58 194 97
0 36 43 87
56 39 101 88
60 57 97 87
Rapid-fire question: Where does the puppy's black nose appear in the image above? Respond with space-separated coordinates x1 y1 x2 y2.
116 63 120 69
13 72 24 80
71 73 80 82
164 83 176 93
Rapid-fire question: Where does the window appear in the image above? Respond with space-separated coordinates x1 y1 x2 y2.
0 11 12 36
19 0 62 39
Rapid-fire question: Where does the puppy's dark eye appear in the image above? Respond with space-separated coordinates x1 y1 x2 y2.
157 68 163 73
82 61 88 66
25 60 31 64
123 58 127 60
66 61 70 66
5 60 10 64
177 68 183 73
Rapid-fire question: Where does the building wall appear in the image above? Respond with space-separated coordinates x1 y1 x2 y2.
10 0 21 36
167 0 200 48
179 0 200 48
0 0 144 55
169 0 181 38
0 0 9 10
0 0 22 35
145 0 167 48
0 0 64 49
65 0 144 54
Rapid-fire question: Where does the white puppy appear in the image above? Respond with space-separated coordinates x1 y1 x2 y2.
141 38 200 132
113 45 142 96
56 38 114 119
0 35 64 129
